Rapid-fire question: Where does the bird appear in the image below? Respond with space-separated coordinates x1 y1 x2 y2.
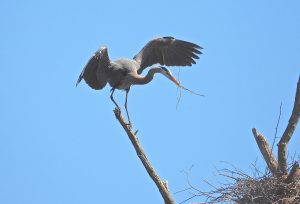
76 36 203 125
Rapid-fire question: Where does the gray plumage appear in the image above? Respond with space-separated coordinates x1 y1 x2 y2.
76 36 203 124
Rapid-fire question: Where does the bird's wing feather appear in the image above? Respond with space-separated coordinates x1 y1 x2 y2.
133 36 203 74
76 47 110 90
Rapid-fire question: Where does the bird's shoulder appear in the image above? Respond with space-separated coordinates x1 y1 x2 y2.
111 58 139 74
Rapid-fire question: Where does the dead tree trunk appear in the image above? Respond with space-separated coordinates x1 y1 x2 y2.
252 76 300 181
114 109 175 204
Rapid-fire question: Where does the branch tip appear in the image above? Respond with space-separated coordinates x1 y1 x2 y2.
252 128 278 175
252 128 257 135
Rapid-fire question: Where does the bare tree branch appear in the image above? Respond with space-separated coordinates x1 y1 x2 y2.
286 162 300 183
278 76 300 174
252 128 278 175
113 109 175 204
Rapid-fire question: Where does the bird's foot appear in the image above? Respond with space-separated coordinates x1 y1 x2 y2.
114 107 121 115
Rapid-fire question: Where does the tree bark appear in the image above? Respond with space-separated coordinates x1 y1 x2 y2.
114 109 175 204
286 162 300 183
278 76 300 174
253 76 300 178
252 128 278 175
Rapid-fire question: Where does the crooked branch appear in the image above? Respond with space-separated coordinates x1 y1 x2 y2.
278 76 300 174
114 109 175 204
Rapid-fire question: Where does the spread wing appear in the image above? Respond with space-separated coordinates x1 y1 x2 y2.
133 36 203 74
76 47 110 90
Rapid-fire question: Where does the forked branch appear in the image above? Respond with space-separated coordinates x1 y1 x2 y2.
114 109 175 204
252 76 300 177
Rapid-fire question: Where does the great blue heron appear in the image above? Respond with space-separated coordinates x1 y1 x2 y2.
76 36 202 125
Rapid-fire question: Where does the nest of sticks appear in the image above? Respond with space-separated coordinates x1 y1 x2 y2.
180 77 300 204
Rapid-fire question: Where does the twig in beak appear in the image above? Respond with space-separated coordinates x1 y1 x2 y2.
176 68 182 109
179 85 204 96
175 69 204 109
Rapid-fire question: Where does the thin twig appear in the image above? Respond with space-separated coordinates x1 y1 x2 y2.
174 187 192 194
271 102 282 152
179 85 204 96
176 68 182 109
175 68 204 109
178 194 197 204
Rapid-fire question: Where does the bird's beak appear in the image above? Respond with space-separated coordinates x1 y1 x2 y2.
168 75 181 87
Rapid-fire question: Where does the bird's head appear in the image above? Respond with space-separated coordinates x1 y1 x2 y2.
159 66 180 87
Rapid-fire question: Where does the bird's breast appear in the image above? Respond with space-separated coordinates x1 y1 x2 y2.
108 72 133 90
108 59 139 90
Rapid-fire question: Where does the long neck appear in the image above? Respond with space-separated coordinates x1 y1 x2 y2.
131 67 162 85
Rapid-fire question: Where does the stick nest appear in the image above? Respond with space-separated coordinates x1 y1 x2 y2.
184 162 300 204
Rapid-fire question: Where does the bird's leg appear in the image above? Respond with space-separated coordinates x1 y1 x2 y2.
124 89 132 127
110 88 121 112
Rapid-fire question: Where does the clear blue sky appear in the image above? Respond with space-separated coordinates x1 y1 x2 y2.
1 1 299 203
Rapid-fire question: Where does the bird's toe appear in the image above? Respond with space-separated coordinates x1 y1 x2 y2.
126 122 132 129
114 107 121 115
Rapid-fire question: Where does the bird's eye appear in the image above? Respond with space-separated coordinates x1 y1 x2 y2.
161 66 169 73
161 67 172 77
